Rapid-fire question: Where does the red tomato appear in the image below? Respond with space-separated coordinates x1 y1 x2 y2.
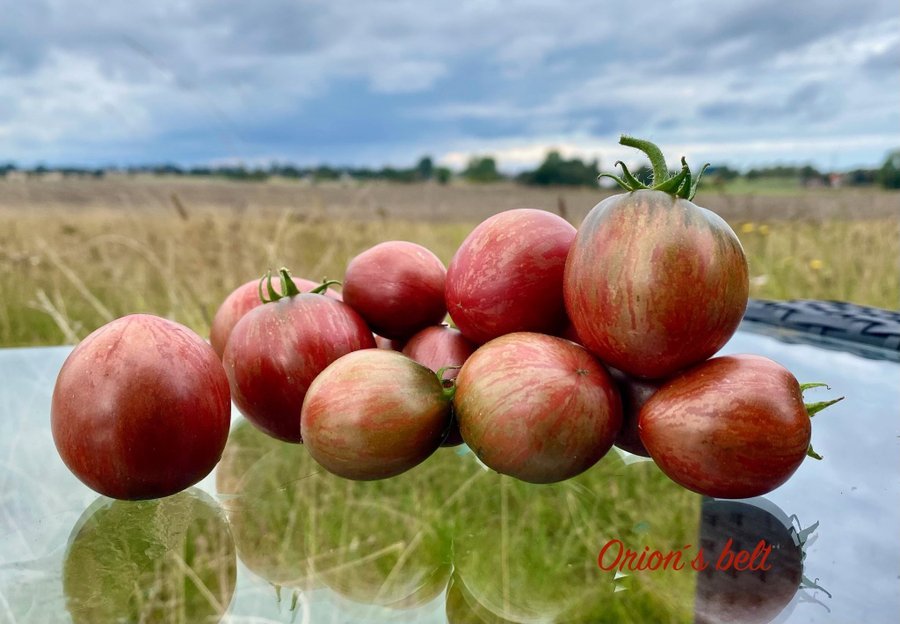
403 324 478 447
445 209 576 344
608 368 663 457
343 241 447 340
639 355 812 498
51 314 231 500
301 349 452 480
210 276 341 358
374 334 406 351
454 332 621 483
556 319 583 345
565 188 748 379
224 287 375 443
402 325 476 381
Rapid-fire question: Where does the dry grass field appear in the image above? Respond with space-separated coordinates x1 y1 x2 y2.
1 175 897 347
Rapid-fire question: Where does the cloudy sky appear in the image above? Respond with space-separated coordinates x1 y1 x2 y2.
0 0 897 172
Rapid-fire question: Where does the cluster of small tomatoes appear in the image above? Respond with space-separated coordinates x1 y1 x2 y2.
50 137 840 502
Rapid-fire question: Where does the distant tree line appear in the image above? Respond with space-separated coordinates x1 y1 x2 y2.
2 150 898 189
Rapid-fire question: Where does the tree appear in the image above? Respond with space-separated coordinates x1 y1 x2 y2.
877 150 900 189
435 167 452 184
705 165 740 181
799 165 825 186
463 156 502 183
415 156 434 181
518 151 600 186
845 168 877 186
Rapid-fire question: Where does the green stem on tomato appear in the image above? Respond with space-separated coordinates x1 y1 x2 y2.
436 365 461 400
805 397 844 417
652 161 689 194
688 163 710 199
799 383 844 461
614 161 646 190
258 269 280 304
258 268 341 303
676 158 692 197
620 135 668 184
598 135 710 201
278 268 301 298
308 278 342 295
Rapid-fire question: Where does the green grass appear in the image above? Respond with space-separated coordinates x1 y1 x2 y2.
707 176 812 195
737 218 899 307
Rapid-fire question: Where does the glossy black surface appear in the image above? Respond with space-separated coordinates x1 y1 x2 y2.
0 327 897 623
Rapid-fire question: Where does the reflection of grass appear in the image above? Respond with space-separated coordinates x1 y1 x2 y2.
218 420 700 623
451 456 698 623
63 489 236 624
2 199 897 346
222 420 467 606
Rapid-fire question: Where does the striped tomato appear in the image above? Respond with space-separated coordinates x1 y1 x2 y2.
564 137 748 379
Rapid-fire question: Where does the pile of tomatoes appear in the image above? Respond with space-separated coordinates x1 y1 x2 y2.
50 137 841 502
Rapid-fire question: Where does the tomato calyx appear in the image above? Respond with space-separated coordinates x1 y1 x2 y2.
597 135 710 201
436 365 461 401
799 382 844 460
257 267 341 303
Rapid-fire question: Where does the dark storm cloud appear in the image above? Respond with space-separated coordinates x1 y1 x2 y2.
699 82 837 123
0 0 896 169
687 0 884 63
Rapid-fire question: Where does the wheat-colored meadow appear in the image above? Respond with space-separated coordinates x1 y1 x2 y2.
1 175 897 347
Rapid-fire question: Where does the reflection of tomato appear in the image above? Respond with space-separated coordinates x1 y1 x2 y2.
695 499 803 624
215 418 280 496
220 423 463 607
63 489 236 624
220 427 325 590
455 332 621 483
451 454 699 623
640 355 811 498
313 454 458 608
445 574 518 624
52 314 231 500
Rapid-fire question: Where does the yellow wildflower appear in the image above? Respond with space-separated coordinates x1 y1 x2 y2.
808 259 824 271
740 222 755 234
